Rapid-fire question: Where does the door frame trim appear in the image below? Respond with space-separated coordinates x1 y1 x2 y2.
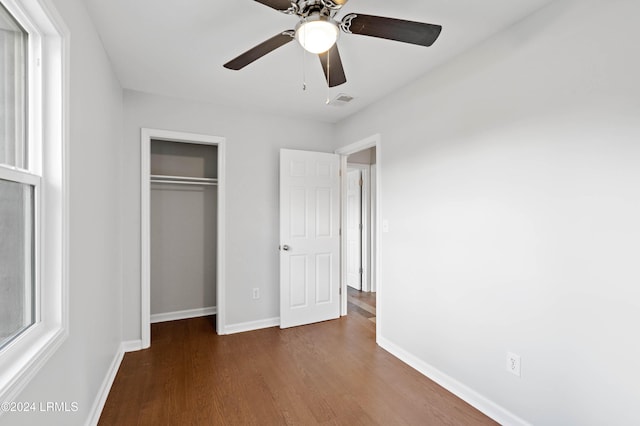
336 134 381 335
140 128 226 347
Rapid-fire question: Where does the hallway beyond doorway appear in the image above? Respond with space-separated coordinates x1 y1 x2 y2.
347 287 376 323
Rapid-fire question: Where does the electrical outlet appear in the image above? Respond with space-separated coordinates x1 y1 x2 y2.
252 288 260 300
507 352 521 377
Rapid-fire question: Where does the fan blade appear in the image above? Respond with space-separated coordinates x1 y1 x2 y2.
224 31 294 70
254 0 294 12
341 14 442 47
318 44 347 87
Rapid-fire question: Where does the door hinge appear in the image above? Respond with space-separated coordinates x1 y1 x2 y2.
359 178 363 187
359 267 363 274
359 223 363 231
339 286 342 295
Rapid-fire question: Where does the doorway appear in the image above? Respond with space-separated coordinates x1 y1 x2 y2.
336 135 381 333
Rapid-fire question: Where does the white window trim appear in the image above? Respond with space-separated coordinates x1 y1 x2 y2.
0 0 69 405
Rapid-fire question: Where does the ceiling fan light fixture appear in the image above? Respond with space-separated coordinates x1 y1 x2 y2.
295 15 339 54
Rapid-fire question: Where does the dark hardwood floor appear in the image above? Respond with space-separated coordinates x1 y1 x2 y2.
99 313 497 425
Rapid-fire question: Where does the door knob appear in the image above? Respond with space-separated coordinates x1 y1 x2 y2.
282 245 290 251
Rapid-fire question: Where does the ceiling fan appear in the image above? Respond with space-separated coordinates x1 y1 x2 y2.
223 0 442 87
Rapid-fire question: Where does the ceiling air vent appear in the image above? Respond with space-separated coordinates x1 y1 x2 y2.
327 93 354 106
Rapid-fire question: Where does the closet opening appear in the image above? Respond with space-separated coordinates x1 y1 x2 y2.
141 129 226 348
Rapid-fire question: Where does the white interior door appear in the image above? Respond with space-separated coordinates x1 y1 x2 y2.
280 149 341 328
346 168 362 290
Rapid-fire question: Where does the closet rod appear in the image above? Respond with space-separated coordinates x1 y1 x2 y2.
150 174 218 186
150 179 217 186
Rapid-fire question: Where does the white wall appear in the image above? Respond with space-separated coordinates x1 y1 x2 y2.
122 90 336 339
3 0 124 424
150 184 217 315
335 0 640 424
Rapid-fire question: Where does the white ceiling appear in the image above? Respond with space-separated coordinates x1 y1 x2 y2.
83 0 552 123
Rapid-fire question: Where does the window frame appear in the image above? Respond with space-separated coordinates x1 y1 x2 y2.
0 166 41 348
0 3 28 170
0 0 68 405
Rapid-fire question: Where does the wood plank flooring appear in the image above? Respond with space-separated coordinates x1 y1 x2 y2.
99 314 497 425
347 287 376 323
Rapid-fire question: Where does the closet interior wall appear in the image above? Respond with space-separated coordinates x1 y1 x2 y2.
149 139 218 321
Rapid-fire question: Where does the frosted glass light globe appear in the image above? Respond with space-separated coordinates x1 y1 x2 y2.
295 16 339 54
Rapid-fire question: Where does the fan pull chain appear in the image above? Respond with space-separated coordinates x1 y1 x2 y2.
325 49 330 104
302 28 307 91
302 50 306 91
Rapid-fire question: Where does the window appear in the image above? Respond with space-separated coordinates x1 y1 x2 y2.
0 0 67 403
0 1 36 351
0 1 27 168
0 180 35 349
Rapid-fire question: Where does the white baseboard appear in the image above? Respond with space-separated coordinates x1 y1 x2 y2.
85 342 125 426
150 306 217 324
122 340 143 353
377 335 530 426
223 317 280 335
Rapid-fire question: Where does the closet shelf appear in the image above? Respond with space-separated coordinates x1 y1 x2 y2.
150 174 218 186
